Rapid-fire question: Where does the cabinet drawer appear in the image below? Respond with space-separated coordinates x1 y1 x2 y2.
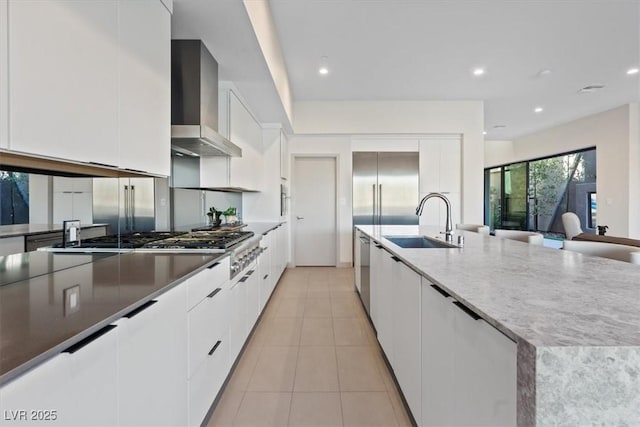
188 331 228 427
188 287 228 378
187 257 229 311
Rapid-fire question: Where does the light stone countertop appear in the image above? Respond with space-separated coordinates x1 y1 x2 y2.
357 225 640 425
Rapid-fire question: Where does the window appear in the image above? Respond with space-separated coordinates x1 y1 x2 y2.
588 192 597 229
0 171 30 225
484 147 596 236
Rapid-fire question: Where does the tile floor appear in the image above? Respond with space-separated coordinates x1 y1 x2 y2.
207 267 413 427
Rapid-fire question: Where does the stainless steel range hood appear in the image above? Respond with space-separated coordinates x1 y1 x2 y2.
171 40 241 157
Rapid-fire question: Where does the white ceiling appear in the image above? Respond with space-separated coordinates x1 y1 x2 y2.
173 0 640 139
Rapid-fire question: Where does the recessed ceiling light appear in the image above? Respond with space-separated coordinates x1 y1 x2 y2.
483 131 487 135
493 124 507 129
627 67 639 75
536 69 552 77
472 68 485 76
318 56 329 75
534 107 544 113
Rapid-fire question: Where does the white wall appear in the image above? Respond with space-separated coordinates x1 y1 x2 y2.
28 174 51 224
243 126 282 222
487 104 637 237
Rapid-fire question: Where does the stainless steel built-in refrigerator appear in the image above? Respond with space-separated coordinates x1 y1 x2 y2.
352 152 419 226
93 178 155 233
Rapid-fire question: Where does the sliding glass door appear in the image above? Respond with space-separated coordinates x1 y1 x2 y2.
485 163 527 231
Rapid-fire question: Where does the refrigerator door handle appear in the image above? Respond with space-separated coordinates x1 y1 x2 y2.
372 184 377 225
378 184 382 225
130 185 136 230
124 185 130 232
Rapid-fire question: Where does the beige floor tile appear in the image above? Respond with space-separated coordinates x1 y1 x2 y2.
278 284 308 298
304 297 332 317
333 318 368 346
207 390 245 427
387 387 414 427
247 346 299 392
331 298 358 318
306 289 332 299
233 392 292 427
259 317 303 346
275 297 306 317
294 346 339 392
300 317 335 346
307 281 330 293
340 392 399 427
335 346 386 391
288 392 343 427
226 343 263 392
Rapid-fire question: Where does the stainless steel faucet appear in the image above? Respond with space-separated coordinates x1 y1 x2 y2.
416 192 453 240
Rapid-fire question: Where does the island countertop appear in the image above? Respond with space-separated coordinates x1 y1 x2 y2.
357 225 640 425
0 252 224 385
0 223 109 239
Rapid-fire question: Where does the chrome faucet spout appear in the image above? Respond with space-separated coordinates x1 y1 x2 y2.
416 192 453 236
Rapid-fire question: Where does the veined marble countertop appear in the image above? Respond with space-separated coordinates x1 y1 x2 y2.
0 252 223 385
358 224 640 347
357 225 640 425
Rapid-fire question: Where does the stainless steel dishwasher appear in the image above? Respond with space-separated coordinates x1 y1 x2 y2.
359 234 371 315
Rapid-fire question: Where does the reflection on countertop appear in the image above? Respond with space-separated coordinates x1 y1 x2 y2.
0 223 110 239
0 251 224 385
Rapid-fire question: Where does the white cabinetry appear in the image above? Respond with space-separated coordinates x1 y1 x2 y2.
52 177 93 225
369 241 394 362
0 325 118 426
205 86 263 191
118 0 171 176
0 236 24 257
116 284 188 427
6 0 170 176
421 277 517 426
391 258 422 421
280 130 289 180
419 138 462 226
229 272 248 363
187 260 230 427
8 0 119 166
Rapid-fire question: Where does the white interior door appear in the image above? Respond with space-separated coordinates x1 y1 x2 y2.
293 157 336 266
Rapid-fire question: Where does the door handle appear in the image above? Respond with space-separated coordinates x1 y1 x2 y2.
379 184 382 225
296 216 304 220
372 184 376 225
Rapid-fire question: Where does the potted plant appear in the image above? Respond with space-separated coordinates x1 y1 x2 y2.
206 207 222 226
222 207 238 224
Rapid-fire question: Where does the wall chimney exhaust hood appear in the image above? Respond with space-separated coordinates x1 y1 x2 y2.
171 40 242 157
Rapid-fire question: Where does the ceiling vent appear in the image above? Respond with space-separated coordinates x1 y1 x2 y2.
579 85 605 93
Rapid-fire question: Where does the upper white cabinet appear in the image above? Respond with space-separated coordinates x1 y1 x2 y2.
419 138 462 226
1 0 8 149
6 0 170 176
118 0 171 176
280 130 289 180
52 177 93 225
8 0 120 167
208 86 263 191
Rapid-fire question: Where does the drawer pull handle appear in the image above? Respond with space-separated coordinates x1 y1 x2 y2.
453 301 481 320
263 274 269 280
207 288 222 298
124 300 157 318
208 340 222 356
391 256 401 263
63 325 117 354
430 284 450 298
247 270 255 276
374 243 382 249
207 262 221 269
239 276 249 283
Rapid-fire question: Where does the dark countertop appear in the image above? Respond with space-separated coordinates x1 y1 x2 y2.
0 223 109 239
0 252 117 287
0 252 224 385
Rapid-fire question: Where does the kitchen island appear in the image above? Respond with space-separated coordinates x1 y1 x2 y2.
357 225 640 426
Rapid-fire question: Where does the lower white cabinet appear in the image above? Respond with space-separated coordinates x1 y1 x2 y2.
116 284 188 427
421 277 517 426
246 268 260 330
354 230 362 292
377 248 395 365
0 325 118 426
228 273 248 363
258 235 273 311
391 258 422 422
187 265 230 427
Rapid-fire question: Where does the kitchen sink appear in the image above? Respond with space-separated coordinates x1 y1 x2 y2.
383 235 458 249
